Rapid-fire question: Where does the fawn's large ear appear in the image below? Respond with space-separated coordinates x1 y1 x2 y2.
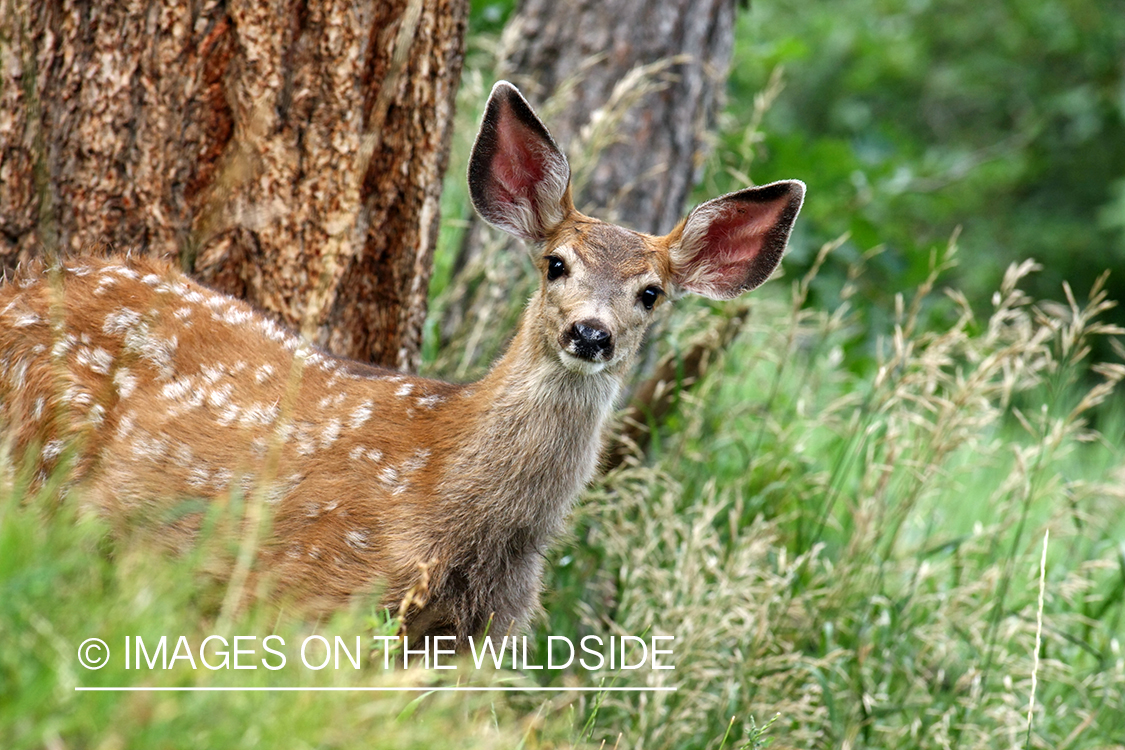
468 81 573 243
667 180 806 299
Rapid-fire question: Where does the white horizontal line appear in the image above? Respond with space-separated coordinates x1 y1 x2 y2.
75 686 676 692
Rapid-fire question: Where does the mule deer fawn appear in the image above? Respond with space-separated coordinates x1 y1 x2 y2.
0 82 804 646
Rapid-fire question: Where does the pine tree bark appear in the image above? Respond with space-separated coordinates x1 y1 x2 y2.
0 0 467 371
497 0 736 235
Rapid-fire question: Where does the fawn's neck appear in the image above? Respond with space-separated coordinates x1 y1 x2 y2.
440 304 623 537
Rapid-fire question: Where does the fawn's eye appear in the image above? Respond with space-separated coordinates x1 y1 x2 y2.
639 286 663 310
546 255 567 281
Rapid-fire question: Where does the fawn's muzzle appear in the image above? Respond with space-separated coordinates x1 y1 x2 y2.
566 319 614 361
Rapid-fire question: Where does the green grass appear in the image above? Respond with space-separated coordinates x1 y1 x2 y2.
527 249 1125 749
0 474 578 748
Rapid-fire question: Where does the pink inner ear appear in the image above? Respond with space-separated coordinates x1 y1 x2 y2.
492 116 549 211
688 201 786 280
703 206 780 265
676 183 801 299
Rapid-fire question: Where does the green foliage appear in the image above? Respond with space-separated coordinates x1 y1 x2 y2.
706 0 1125 361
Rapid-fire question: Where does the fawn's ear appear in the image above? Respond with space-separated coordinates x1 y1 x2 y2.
469 81 573 243
667 180 806 299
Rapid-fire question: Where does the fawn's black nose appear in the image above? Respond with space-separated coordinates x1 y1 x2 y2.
569 319 614 361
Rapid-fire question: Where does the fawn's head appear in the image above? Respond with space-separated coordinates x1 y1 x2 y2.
468 81 805 376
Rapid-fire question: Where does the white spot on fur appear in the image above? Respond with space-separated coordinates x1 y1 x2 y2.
173 444 194 468
295 425 316 456
103 308 141 335
250 364 272 386
155 280 187 296
240 403 279 427
255 364 275 384
402 449 431 473
348 446 382 464
86 403 106 427
62 386 93 407
416 394 443 409
212 467 233 491
10 359 28 388
77 346 114 375
201 364 225 385
395 383 414 398
161 377 193 402
13 312 41 327
116 412 137 440
321 418 342 448
257 318 286 342
221 306 254 326
188 465 211 490
344 530 369 550
42 440 64 460
132 434 168 462
378 466 400 492
52 334 76 358
207 383 233 408
122 327 178 381
349 401 373 429
93 277 117 295
114 368 138 399
216 402 241 426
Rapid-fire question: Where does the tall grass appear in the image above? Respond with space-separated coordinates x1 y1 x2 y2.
532 245 1125 749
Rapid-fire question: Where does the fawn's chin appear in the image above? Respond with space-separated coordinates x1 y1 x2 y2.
558 350 607 375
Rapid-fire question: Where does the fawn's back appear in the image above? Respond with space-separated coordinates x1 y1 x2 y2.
0 255 465 604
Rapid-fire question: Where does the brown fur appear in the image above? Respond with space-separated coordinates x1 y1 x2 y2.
0 82 804 647
0 236 664 643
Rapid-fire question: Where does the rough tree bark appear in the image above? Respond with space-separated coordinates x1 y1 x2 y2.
0 0 467 371
498 0 737 235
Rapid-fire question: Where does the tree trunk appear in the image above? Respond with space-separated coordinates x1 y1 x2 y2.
498 0 737 235
0 0 467 372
